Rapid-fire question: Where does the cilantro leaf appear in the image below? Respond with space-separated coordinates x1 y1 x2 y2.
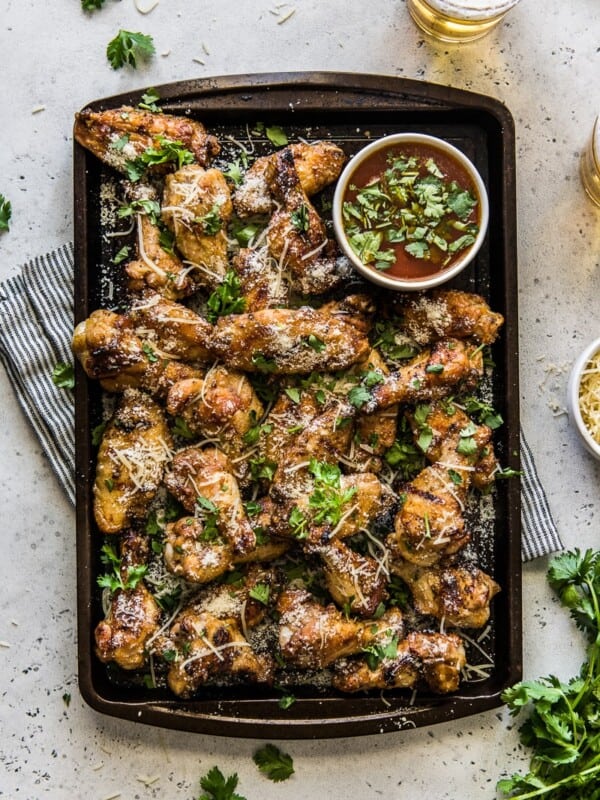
290 204 309 233
111 245 131 265
497 548 600 798
0 194 12 232
198 766 246 800
125 135 195 180
253 744 294 782
81 0 105 9
265 126 288 147
52 362 75 389
248 583 270 605
97 542 147 593
106 30 155 70
196 203 223 235
206 270 246 323
118 198 161 226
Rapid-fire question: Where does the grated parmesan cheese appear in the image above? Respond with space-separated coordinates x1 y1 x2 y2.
579 354 600 443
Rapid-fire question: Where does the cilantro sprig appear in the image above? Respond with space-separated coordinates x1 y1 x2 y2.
125 135 195 181
253 744 294 782
198 766 246 800
97 542 147 593
499 549 600 799
206 270 247 323
106 29 155 70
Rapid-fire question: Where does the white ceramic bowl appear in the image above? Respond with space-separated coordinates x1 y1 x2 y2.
567 336 600 459
332 133 489 291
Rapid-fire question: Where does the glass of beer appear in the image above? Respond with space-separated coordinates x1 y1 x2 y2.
407 0 522 43
581 116 600 208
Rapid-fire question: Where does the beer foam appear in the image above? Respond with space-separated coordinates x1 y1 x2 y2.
425 0 521 20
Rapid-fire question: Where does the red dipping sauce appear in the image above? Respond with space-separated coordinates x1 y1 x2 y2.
341 141 481 281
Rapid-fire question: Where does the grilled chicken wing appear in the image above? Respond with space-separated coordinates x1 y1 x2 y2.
233 141 346 218
164 516 232 584
277 588 404 669
164 512 289 585
387 402 497 566
311 539 388 618
163 446 256 555
266 148 350 295
161 165 232 284
364 339 484 413
332 631 467 694
348 349 399 472
94 389 173 534
95 581 160 670
125 213 195 300
409 401 498 489
73 106 219 173
397 290 504 346
231 246 289 311
166 364 264 475
72 307 201 396
393 560 500 629
208 294 373 374
165 608 274 697
72 309 147 391
128 292 213 363
94 532 160 670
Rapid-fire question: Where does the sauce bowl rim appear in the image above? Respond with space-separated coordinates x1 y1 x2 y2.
332 132 490 291
567 335 600 460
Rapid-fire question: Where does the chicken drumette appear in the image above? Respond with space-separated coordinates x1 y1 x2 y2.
93 389 173 535
163 446 256 555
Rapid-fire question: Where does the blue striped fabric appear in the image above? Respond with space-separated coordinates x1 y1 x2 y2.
0 243 563 560
0 243 75 504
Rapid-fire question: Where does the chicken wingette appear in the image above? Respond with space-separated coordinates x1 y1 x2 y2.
73 106 219 174
332 631 467 694
161 164 232 285
208 294 374 374
277 588 404 669
393 559 500 629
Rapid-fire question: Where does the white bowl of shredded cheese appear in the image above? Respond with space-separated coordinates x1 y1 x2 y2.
567 337 600 458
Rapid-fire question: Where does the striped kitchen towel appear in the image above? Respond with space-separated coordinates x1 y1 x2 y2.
0 242 563 560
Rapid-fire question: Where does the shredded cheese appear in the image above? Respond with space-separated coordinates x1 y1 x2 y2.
579 356 600 443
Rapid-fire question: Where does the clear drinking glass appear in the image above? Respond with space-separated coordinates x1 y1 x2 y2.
407 0 522 43
581 116 600 208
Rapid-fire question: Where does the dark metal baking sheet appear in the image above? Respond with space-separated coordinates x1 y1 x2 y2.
74 71 522 738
